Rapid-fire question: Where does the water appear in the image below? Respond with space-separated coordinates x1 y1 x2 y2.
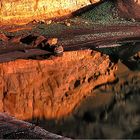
28 1 140 138
30 45 140 138
2 1 139 138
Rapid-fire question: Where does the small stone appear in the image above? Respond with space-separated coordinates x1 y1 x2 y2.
134 52 140 58
46 20 52 25
65 22 71 27
54 45 64 54
47 38 58 46
120 18 124 21
131 18 136 22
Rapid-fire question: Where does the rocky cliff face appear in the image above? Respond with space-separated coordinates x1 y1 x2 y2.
0 0 100 25
0 50 117 120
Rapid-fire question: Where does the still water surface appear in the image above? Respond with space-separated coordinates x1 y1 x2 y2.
31 46 140 139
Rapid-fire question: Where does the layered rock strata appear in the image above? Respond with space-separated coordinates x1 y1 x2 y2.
0 0 100 25
0 50 117 120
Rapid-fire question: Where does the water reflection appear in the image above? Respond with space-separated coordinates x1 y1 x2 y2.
29 45 140 139
97 42 140 70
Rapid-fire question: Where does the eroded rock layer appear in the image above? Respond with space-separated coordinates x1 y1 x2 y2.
0 50 117 120
0 0 100 25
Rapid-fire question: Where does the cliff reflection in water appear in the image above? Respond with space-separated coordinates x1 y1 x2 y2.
30 45 140 139
0 50 116 120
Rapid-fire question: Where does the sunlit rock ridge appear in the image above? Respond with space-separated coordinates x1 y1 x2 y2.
0 0 100 24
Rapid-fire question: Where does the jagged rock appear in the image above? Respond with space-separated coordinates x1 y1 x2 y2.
0 50 117 120
115 0 140 21
0 0 100 25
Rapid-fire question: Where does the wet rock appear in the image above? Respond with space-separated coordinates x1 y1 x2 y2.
0 50 116 120
46 20 52 25
64 22 71 27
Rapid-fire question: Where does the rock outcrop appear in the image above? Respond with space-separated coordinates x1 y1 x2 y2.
0 0 100 25
116 0 140 21
0 50 117 120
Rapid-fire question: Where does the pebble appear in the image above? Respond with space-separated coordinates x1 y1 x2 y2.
131 18 136 22
46 20 52 25
65 22 71 27
47 38 58 46
54 45 64 54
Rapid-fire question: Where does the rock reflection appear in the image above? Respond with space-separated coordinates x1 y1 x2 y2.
29 48 140 139
0 50 116 120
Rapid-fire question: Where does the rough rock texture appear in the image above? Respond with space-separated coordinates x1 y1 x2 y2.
0 50 117 120
0 0 100 25
116 0 140 21
0 113 67 139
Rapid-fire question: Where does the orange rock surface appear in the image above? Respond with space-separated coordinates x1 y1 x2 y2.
0 0 100 25
0 50 117 120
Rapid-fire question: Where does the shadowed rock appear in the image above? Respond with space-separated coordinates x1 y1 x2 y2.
0 113 68 139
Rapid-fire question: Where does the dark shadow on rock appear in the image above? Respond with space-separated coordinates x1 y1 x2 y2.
95 42 140 70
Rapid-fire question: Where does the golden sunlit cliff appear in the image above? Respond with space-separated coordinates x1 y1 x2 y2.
0 0 100 25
